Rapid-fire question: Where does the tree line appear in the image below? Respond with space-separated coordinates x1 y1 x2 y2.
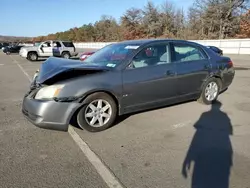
32 0 250 42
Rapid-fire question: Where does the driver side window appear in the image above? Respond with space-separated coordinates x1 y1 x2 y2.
128 43 170 69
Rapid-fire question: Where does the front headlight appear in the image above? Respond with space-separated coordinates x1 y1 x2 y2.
35 85 64 100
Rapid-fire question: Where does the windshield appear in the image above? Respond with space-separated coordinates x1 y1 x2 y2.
83 43 141 67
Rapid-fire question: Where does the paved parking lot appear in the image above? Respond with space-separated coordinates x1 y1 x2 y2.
0 52 250 188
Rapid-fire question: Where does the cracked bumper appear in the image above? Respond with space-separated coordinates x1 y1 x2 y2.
22 96 80 131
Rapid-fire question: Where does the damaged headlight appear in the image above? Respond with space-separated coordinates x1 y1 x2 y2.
34 84 64 100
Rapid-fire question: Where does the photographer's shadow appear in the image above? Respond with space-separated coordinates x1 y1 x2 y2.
182 101 233 188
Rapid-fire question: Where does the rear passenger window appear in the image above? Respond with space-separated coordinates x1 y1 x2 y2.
62 42 75 47
53 41 61 47
129 43 170 69
173 43 206 62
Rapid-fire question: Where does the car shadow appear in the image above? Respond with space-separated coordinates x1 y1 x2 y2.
182 101 233 188
70 57 80 60
36 59 46 62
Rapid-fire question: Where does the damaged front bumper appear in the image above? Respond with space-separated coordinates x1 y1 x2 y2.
22 93 81 131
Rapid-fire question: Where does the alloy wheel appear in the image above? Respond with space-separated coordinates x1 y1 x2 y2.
205 81 218 101
84 99 112 127
63 53 70 59
30 54 37 61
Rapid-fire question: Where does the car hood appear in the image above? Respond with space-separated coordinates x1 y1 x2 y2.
35 57 111 84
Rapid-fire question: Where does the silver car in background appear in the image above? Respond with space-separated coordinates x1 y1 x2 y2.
19 40 78 61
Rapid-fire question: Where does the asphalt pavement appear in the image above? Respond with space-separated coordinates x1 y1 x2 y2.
0 52 108 188
0 51 250 188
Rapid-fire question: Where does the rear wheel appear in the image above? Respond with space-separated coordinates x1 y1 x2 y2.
27 52 38 61
62 52 70 59
198 77 220 105
77 92 117 132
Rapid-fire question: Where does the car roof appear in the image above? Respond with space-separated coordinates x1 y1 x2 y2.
207 45 219 48
117 38 203 46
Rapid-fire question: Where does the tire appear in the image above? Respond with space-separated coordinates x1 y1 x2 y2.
62 52 70 59
198 77 220 105
77 92 117 132
27 52 38 61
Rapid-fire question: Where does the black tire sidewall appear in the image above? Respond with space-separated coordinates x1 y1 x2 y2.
77 92 117 132
201 78 220 105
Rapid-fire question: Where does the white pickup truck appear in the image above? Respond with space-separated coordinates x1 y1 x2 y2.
19 40 78 61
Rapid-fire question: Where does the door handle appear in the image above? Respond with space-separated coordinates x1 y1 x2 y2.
165 70 176 76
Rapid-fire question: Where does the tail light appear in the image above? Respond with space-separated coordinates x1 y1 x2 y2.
80 55 90 61
228 60 233 67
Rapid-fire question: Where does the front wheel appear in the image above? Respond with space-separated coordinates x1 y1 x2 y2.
77 92 117 132
198 78 220 105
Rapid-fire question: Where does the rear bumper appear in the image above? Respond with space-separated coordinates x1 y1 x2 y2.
22 96 80 131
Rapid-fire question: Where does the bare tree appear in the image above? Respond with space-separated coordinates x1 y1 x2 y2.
142 1 163 38
193 0 249 39
160 0 176 37
32 0 250 42
120 8 145 40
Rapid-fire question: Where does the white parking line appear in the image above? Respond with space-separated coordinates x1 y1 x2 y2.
68 126 124 188
0 64 4 66
171 121 192 129
9 55 32 82
9 55 124 188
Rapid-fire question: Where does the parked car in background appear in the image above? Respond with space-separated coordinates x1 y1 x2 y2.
52 41 78 59
207 46 223 56
79 51 95 61
22 39 235 132
3 45 24 54
19 40 78 61
1 42 10 50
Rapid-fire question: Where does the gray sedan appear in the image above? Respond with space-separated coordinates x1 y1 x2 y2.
22 39 235 132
